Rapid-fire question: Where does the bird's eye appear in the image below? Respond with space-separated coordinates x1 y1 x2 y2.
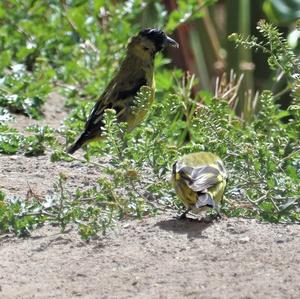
143 46 149 51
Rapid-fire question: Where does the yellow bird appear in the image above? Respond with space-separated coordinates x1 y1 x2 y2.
67 28 179 154
172 152 227 219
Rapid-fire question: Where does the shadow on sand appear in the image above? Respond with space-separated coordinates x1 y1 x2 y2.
155 216 217 240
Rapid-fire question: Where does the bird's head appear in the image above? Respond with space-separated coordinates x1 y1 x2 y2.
128 28 179 60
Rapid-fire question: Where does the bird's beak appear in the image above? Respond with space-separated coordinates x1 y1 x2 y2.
165 35 179 48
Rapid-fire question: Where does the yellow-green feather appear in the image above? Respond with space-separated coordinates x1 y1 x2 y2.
172 152 227 212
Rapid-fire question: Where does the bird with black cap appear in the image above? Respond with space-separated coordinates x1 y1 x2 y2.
67 28 179 154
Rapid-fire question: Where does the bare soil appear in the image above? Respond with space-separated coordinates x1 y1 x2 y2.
0 93 299 299
0 93 100 199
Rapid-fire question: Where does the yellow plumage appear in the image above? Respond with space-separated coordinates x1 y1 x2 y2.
67 28 178 154
172 152 227 219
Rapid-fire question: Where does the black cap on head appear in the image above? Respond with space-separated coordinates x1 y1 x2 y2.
139 28 166 52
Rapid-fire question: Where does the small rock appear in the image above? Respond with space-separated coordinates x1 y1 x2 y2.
239 236 250 243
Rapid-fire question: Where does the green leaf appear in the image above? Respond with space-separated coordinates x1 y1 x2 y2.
263 0 300 24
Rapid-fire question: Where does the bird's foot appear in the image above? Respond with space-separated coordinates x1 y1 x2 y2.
175 208 191 220
177 213 188 220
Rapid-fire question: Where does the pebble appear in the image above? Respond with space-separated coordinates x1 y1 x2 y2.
239 236 250 243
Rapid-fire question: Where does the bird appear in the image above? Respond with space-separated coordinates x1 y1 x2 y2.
171 152 227 219
67 28 179 154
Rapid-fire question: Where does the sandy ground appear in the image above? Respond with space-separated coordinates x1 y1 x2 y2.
0 93 300 298
0 216 299 299
0 92 100 199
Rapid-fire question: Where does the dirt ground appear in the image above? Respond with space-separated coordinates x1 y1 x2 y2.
0 93 101 199
0 93 299 298
0 216 299 299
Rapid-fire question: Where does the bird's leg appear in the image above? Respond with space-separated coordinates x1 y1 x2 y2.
208 204 224 221
215 203 222 219
178 208 191 220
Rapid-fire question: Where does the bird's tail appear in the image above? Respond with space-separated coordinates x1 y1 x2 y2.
195 193 215 209
67 132 90 154
196 193 221 216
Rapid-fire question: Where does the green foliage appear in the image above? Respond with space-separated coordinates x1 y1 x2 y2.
263 0 300 24
0 0 142 118
0 123 23 154
0 174 115 239
0 2 299 240
0 194 43 237
165 0 217 33
229 20 300 104
0 120 57 156
23 125 57 156
0 62 53 119
229 20 299 82
64 77 299 228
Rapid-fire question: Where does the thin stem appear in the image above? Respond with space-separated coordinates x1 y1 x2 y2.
273 85 291 100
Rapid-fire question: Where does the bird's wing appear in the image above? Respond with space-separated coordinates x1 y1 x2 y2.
180 165 222 192
83 74 147 135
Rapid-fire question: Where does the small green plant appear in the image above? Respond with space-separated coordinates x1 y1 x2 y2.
229 20 300 101
23 125 57 156
0 174 116 240
0 115 58 156
0 64 53 119
0 124 22 154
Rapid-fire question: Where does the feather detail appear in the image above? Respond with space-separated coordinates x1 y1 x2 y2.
172 152 227 218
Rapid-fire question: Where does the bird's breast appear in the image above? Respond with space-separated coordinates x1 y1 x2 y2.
173 177 198 208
